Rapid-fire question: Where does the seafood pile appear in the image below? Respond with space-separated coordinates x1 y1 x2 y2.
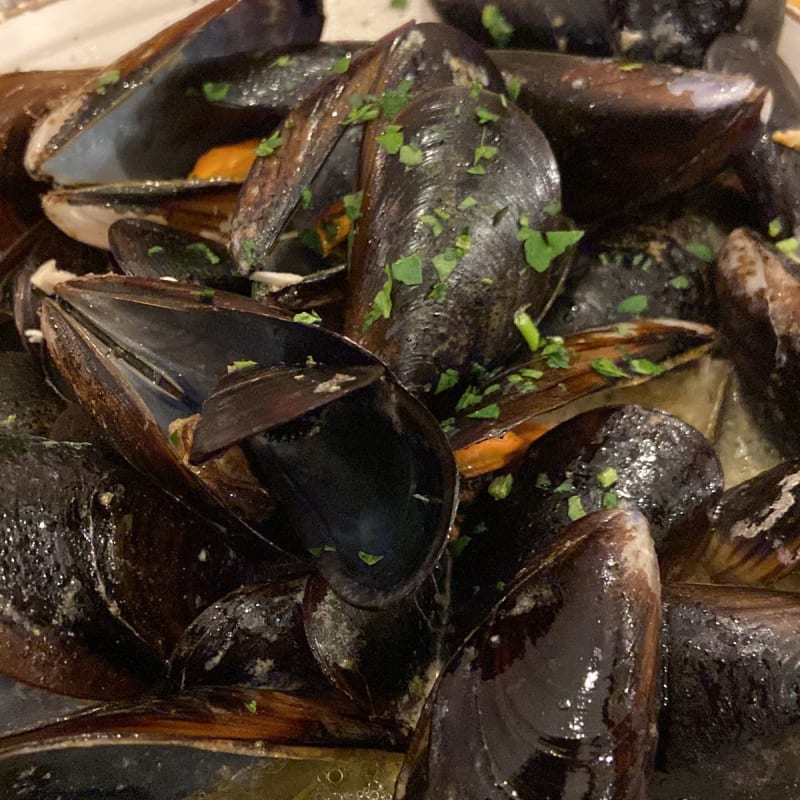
1 0 800 797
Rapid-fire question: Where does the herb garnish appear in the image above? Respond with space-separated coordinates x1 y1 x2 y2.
255 131 284 157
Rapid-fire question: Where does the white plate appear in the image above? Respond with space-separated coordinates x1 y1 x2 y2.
0 0 439 72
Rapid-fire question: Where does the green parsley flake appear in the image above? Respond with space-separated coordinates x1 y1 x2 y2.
202 82 231 102
776 237 799 254
391 253 423 285
482 4 514 47
535 473 551 489
300 186 313 209
554 479 575 493
513 309 540 352
169 429 181 447
470 81 483 100
602 491 619 510
308 546 324 557
597 467 618 488
147 245 165 256
331 54 352 74
496 580 507 592
629 358 665 376
541 338 571 369
670 275 690 290
362 266 393 331
459 196 478 210
240 239 257 268
382 79 414 119
450 534 472 557
271 54 295 68
399 144 423 168
343 191 363 222
95 69 121 94
506 76 521 102
518 222 584 272
375 124 404 155
245 700 258 714
619 61 643 71
421 214 444 237
686 242 714 262
768 218 784 238
476 106 500 124
228 360 258 372
441 417 456 435
186 242 220 264
467 403 501 420
432 249 460 283
617 294 649 314
191 288 215 302
293 310 322 325
455 386 483 412
255 131 284 157
488 473 514 500
344 95 381 125
436 368 460 395
591 358 628 379
567 495 586 521
358 551 384 566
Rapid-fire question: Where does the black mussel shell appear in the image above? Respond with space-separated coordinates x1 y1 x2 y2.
397 507 661 800
231 22 503 275
735 0 786 49
0 351 66 437
654 583 800 798
491 50 766 221
433 0 613 54
169 578 331 694
241 376 458 609
347 85 571 398
688 459 800 585
448 318 717 464
715 227 800 453
540 225 719 336
706 34 800 238
24 0 323 185
108 218 248 293
302 572 450 730
42 179 241 250
194 41 368 114
451 404 721 627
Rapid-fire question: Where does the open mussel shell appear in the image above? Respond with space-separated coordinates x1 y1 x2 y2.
168 578 331 694
42 179 241 250
108 218 248 293
347 85 570 398
654 583 800 798
240 375 458 609
684 459 800 585
24 0 323 185
452 404 721 627
0 739 402 800
0 69 95 253
491 50 766 221
715 227 800 453
39 275 377 530
448 318 717 463
231 21 503 274
397 506 661 800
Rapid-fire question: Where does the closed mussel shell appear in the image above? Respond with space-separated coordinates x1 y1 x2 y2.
452 404 722 626
654 583 800 799
397 507 661 800
347 85 571 398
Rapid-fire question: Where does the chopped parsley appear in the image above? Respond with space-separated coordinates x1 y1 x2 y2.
591 358 628 379
617 294 649 314
343 191 363 222
358 551 385 566
602 491 619 510
619 61 643 71
506 76 521 102
391 253 423 285
482 4 514 47
362 266 393 331
344 94 381 125
567 495 586 521
769 218 784 238
245 700 258 714
518 218 584 272
459 196 478 210
381 78 414 119
421 214 444 237
185 242 220 264
629 358 664 376
436 368 460 394
331 54 352 74
271 54 295 68
541 338 571 368
293 310 322 325
685 242 714 262
597 467 618 488
255 131 284 157
399 143 423 168
300 186 313 209
376 124 404 155
513 309 540 352
450 534 472 557
202 82 231 102
432 249 460 283
488 473 514 500
191 288 215 302
476 106 500 125
467 403 501 420
670 275 690 290
147 245 165 256
776 237 799 254
95 69 121 94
